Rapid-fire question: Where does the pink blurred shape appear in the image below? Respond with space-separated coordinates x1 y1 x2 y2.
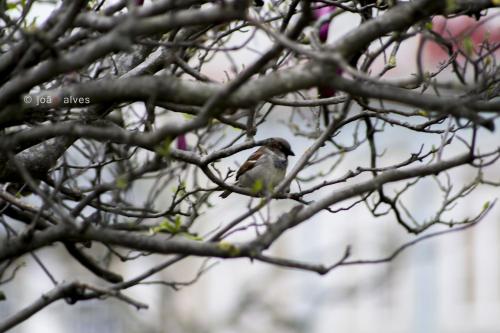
176 135 188 151
314 5 342 99
314 6 335 43
318 67 343 98
425 15 500 65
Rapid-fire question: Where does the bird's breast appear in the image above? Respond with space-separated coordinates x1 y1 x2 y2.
273 157 288 170
238 157 286 190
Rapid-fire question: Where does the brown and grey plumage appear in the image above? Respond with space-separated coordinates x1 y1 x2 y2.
220 138 295 198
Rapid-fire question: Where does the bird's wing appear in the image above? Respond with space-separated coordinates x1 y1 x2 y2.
236 148 265 180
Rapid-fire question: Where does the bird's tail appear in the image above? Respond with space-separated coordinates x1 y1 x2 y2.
219 190 231 198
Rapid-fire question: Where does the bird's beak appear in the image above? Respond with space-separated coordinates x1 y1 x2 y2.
287 149 295 156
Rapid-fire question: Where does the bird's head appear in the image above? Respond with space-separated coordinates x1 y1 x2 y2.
265 137 295 156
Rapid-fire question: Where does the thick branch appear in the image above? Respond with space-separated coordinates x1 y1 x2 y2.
0 282 80 332
0 2 247 109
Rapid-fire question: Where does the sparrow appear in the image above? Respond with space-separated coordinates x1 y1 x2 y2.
219 138 295 198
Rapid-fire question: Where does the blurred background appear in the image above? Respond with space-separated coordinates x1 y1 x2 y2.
1 1 499 332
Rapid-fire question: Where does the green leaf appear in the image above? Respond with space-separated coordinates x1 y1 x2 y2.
251 179 264 194
160 220 177 233
424 21 433 31
174 182 186 195
483 201 490 210
388 55 396 67
445 0 458 13
179 232 203 241
217 241 240 256
174 215 182 229
151 217 182 234
0 290 6 301
155 137 173 157
417 109 428 117
462 36 474 56
115 176 128 190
